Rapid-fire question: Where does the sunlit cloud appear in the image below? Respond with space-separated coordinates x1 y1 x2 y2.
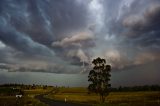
0 0 159 74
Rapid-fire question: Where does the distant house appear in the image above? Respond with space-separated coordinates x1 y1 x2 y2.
16 94 22 98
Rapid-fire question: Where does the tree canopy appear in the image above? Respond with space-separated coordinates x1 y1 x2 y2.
88 57 111 102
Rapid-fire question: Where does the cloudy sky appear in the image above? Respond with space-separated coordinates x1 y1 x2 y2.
0 0 160 79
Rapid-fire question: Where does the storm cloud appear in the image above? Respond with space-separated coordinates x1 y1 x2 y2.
0 0 160 74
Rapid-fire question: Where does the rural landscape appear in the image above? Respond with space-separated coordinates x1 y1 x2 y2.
0 0 160 106
0 84 160 106
0 57 160 106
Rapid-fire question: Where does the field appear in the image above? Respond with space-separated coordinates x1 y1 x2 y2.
0 86 51 106
1 86 160 106
46 87 160 106
0 96 47 106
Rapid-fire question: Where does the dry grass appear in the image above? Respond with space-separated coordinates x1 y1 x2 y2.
47 87 160 106
0 87 51 106
24 89 49 95
0 96 47 106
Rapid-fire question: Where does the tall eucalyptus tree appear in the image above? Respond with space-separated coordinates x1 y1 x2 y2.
88 57 111 102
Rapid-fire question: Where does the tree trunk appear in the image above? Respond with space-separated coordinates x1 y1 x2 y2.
102 95 105 103
100 94 105 103
100 95 102 102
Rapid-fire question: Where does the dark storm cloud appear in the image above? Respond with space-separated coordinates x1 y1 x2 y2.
0 24 54 57
123 4 160 36
121 2 160 54
0 0 89 43
0 47 14 64
0 0 160 74
103 0 160 37
0 0 55 56
0 0 91 73
47 0 89 36
52 32 95 65
90 0 160 71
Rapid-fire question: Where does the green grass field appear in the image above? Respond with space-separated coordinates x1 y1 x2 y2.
47 87 160 106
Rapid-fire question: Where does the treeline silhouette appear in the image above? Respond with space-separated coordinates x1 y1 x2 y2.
1 84 160 91
0 84 54 96
0 83 53 90
110 85 160 92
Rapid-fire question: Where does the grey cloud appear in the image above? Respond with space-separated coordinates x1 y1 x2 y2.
52 32 94 48
0 23 54 57
134 52 160 65
0 0 160 74
52 31 95 66
0 0 92 72
0 0 89 45
40 0 89 37
67 49 89 63
123 4 160 36
0 47 13 64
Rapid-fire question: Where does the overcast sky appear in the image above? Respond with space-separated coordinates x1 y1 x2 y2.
0 0 160 78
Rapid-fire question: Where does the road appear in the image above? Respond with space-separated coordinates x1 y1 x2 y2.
35 94 91 106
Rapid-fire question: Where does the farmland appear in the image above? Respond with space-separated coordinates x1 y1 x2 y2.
0 84 51 106
0 85 160 106
46 87 160 106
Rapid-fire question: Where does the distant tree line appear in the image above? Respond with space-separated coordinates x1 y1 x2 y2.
1 83 160 92
0 83 55 96
0 83 53 90
0 87 24 96
110 85 160 92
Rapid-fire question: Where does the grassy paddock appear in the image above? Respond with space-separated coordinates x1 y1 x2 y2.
0 96 47 106
0 87 51 106
47 87 160 106
24 89 49 95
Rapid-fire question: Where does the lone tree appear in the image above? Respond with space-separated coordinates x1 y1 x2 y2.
88 57 111 103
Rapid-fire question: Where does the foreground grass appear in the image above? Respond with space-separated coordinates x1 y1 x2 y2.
46 87 160 106
0 96 47 106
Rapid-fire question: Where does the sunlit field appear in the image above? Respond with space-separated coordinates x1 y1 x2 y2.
0 85 160 106
46 87 160 106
